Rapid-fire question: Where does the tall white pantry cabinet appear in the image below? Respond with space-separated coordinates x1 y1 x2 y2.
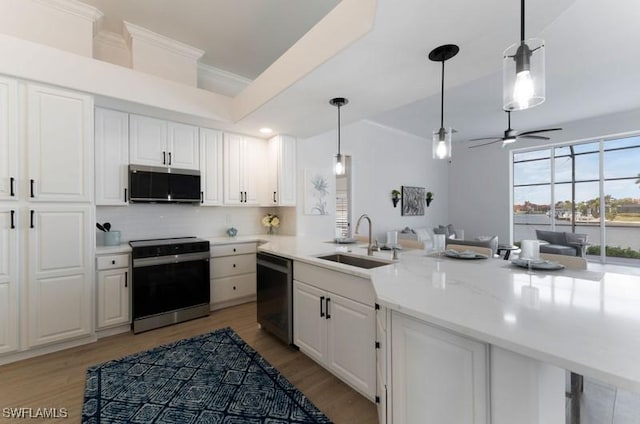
0 77 94 356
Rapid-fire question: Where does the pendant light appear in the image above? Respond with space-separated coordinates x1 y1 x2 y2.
503 0 545 111
330 97 348 175
428 44 459 160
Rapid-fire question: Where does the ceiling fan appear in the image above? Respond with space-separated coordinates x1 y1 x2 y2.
468 110 562 148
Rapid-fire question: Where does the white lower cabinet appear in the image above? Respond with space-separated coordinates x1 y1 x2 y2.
390 312 489 424
96 253 130 329
210 242 256 309
27 205 93 348
293 276 376 400
0 208 18 354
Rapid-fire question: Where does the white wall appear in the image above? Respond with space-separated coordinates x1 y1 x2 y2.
449 107 640 245
296 119 449 242
96 204 275 245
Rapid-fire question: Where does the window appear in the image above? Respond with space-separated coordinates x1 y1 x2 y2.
512 136 640 264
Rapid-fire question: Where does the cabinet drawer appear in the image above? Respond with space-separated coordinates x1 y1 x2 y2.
211 273 256 303
211 253 255 278
210 242 256 257
97 254 129 270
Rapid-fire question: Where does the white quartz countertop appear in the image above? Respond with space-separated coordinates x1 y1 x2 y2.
257 235 640 394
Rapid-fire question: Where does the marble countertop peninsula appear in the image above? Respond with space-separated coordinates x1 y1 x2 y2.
256 235 640 394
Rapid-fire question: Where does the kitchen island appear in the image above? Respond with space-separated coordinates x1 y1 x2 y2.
256 235 640 423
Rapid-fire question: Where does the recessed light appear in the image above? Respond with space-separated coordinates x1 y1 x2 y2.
259 127 273 134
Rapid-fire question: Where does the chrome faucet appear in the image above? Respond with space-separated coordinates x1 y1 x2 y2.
355 214 375 256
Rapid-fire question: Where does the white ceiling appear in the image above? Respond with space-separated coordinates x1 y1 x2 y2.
80 0 640 142
80 0 340 79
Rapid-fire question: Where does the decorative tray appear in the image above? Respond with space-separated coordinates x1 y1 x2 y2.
511 258 565 270
444 249 488 259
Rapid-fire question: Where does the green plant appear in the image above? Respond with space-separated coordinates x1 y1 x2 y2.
391 189 401 197
586 245 640 259
426 191 434 200
391 189 401 207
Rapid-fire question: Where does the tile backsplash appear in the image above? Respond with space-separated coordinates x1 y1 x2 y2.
96 204 282 244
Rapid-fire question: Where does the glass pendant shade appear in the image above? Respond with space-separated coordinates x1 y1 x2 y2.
432 127 452 160
503 38 545 111
334 153 345 175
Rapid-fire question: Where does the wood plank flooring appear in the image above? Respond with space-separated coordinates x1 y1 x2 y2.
0 302 378 424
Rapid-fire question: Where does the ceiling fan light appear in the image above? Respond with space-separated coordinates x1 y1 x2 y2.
503 38 545 111
432 128 452 159
502 136 517 146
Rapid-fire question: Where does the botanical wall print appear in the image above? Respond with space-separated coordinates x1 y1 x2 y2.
304 168 331 215
401 186 426 216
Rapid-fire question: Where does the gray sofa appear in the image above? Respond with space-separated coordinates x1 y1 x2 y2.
445 236 499 255
535 230 588 257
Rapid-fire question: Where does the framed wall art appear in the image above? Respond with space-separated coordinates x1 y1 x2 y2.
401 186 425 216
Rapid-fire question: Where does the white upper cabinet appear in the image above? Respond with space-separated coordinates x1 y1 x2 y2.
27 84 93 202
95 108 129 206
223 133 265 205
266 135 296 206
168 122 199 170
129 114 199 170
0 77 18 201
200 128 223 206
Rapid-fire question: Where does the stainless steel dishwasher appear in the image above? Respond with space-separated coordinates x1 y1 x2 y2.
256 252 293 345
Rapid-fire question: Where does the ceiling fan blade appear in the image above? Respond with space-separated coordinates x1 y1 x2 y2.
468 139 503 148
468 136 502 141
518 128 563 136
519 135 550 140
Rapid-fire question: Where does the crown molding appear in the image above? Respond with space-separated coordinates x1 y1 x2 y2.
94 31 128 50
123 21 204 61
34 0 103 22
198 63 251 97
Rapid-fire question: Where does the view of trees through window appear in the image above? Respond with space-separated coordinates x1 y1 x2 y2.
513 136 640 263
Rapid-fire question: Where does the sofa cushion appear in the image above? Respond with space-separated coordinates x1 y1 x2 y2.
446 236 498 255
535 230 567 245
434 226 449 236
540 244 577 256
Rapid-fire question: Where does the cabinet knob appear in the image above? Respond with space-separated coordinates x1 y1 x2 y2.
233 248 236 252
233 286 236 290
112 260 116 265
232 264 236 268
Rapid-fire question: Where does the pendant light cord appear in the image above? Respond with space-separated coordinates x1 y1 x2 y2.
440 60 445 129
521 0 525 42
337 103 341 154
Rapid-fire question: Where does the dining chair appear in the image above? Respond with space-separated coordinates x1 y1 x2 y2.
540 253 587 270
447 244 492 257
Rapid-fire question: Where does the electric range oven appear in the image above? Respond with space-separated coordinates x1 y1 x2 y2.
130 237 210 333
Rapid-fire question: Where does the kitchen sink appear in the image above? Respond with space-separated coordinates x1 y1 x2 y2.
316 253 393 269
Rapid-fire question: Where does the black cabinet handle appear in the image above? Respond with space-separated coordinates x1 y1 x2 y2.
10 210 15 229
320 296 325 318
162 151 166 165
326 297 331 319
124 271 128 288
239 191 243 202
232 286 236 290
232 264 236 268
233 248 236 252
30 179 35 198
30 210 34 229
273 191 277 203
124 188 127 202
168 152 172 165
10 177 15 196
111 260 116 265
201 191 204 204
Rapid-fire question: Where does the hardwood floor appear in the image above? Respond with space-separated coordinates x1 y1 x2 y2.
0 302 378 424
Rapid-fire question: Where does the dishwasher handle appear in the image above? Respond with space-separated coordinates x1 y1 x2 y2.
257 253 292 275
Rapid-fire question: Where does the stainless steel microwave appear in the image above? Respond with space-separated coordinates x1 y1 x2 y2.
129 165 201 203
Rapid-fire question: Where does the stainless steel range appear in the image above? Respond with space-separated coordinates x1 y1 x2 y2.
130 237 210 333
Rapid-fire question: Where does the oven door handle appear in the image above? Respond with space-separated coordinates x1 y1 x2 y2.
133 252 210 268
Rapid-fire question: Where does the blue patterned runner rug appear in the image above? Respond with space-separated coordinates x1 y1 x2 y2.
82 327 332 423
